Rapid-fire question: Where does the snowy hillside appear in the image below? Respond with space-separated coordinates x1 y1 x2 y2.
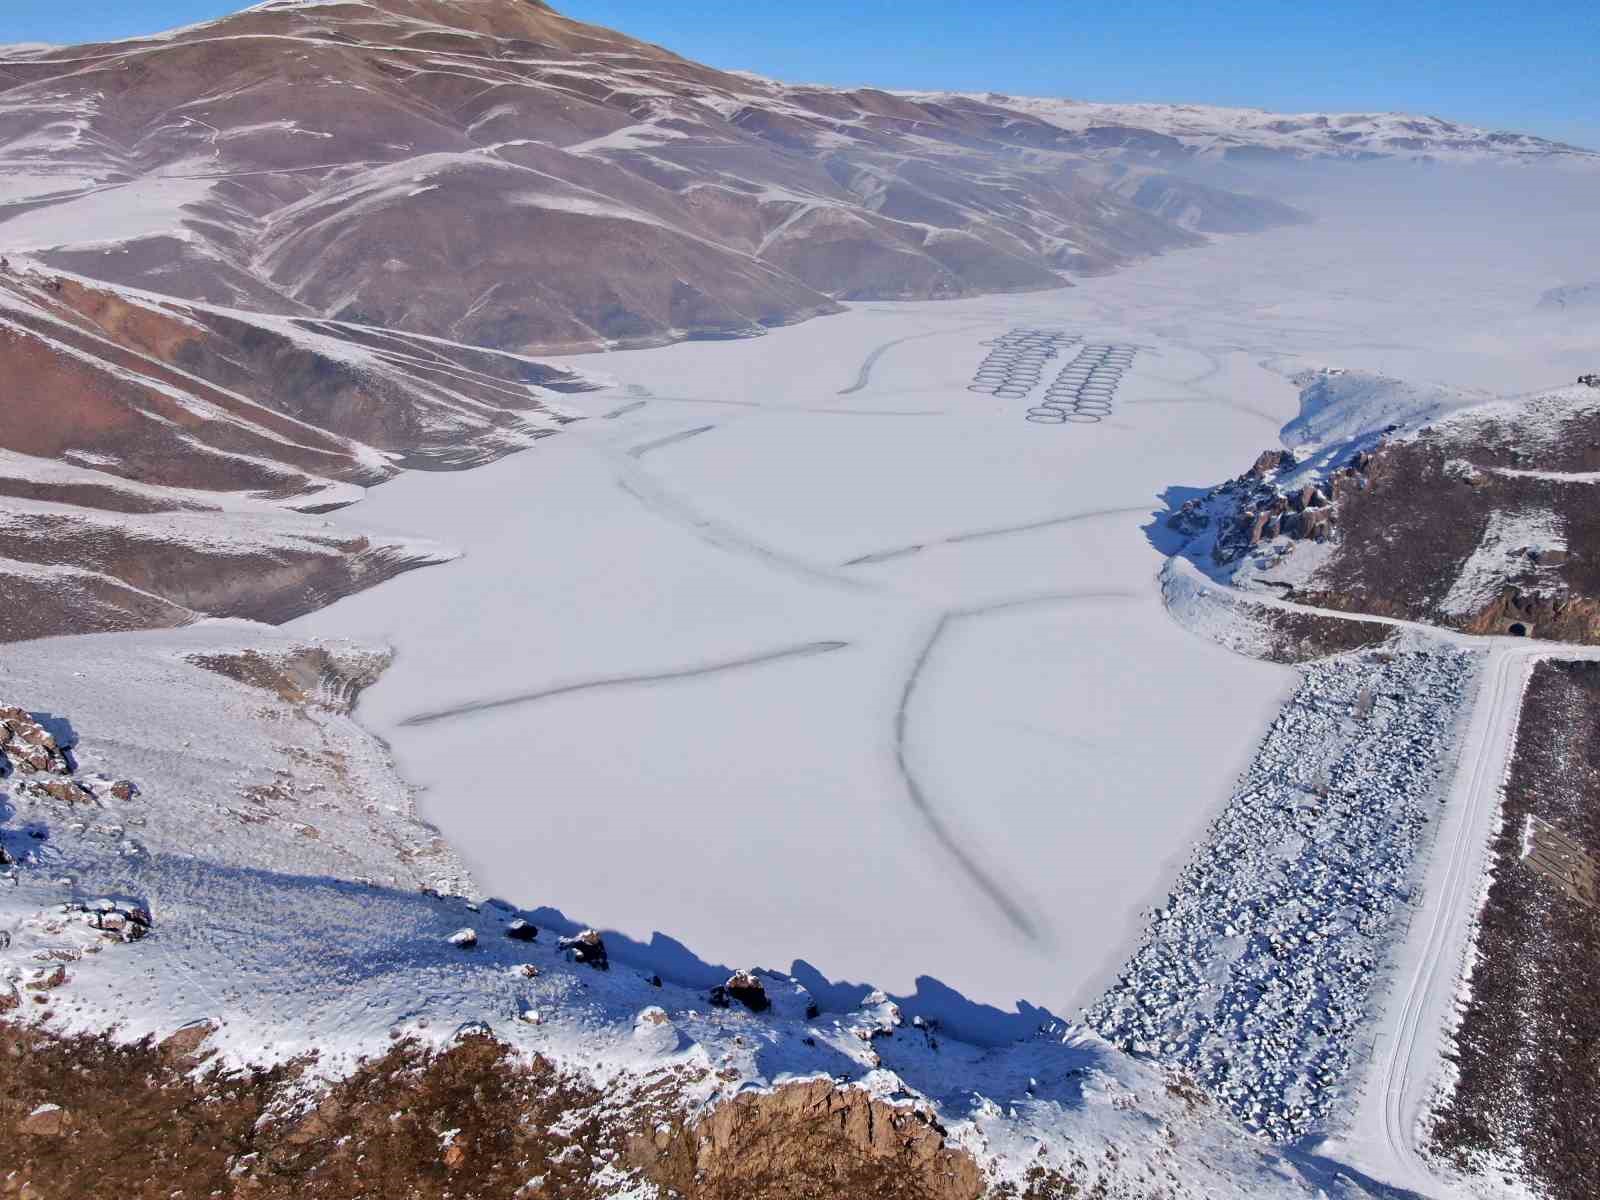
4 4 1599 1198
1167 366 1600 647
0 0 1305 358
0 619 1396 1199
921 94 1600 168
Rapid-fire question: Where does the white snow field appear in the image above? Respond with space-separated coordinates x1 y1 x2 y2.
294 176 1600 1040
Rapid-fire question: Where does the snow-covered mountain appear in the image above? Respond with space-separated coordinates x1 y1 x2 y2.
919 94 1600 168
0 0 1306 359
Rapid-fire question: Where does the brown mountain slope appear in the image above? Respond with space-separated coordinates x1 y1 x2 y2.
0 0 1303 643
0 263 587 639
0 0 1300 354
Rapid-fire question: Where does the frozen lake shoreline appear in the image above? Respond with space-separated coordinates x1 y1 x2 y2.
292 192 1597 1033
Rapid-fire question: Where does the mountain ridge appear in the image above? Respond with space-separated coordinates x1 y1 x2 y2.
0 0 1300 356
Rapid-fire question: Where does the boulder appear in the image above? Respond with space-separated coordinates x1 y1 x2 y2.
448 927 478 949
17 1104 66 1137
504 919 538 942
723 971 771 1013
109 780 139 802
160 1019 219 1065
558 929 608 970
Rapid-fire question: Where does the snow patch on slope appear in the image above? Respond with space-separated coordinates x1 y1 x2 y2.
1282 368 1485 452
1438 508 1566 618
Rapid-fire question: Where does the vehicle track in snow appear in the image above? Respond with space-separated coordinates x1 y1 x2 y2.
399 639 852 727
843 504 1152 567
894 590 1136 945
626 423 715 458
1373 645 1526 1189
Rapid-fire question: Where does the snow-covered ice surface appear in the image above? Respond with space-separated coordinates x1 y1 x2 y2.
295 178 1600 1039
293 306 1299 1034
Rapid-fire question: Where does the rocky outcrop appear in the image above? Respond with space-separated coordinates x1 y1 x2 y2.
158 1020 219 1066
1166 445 1379 565
1170 380 1600 646
185 646 393 714
16 778 94 806
709 971 771 1013
2 703 147 818
558 929 609 970
635 1080 981 1200
1460 587 1600 643
16 1104 68 1138
0 706 70 775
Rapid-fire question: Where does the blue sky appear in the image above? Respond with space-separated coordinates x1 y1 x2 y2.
6 0 1597 146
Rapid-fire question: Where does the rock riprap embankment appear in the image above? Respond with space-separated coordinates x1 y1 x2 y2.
1088 645 1475 1140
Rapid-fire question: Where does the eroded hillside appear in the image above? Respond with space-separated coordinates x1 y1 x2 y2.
0 0 1301 353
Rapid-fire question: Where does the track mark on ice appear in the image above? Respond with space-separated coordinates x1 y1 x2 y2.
626 424 715 458
894 590 1135 944
617 474 871 593
602 400 648 419
844 505 1152 567
837 324 988 396
399 639 852 727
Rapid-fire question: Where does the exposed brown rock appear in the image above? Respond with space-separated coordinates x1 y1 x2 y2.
1247 448 1296 478
709 970 772 1013
0 1024 639 1200
159 1020 219 1067
1277 426 1600 643
185 647 391 714
1460 588 1600 643
16 1105 67 1138
0 707 69 775
18 778 94 806
637 1080 981 1200
1429 661 1600 1200
24 966 66 992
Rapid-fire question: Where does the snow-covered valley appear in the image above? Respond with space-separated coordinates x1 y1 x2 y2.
6 150 1600 1197
291 178 1600 1031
